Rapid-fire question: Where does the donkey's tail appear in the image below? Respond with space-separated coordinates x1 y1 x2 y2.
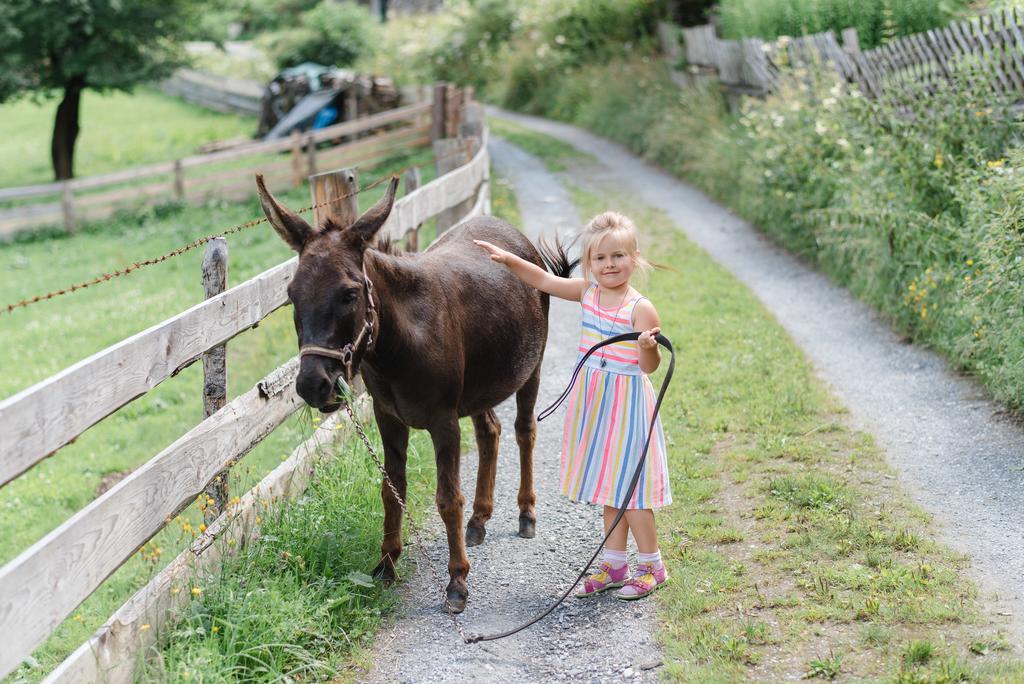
537 234 579 278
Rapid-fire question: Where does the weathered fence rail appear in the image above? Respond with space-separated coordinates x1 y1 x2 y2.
159 69 264 116
0 101 433 238
0 88 489 682
672 7 1024 101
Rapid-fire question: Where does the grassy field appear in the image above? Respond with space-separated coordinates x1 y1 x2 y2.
0 143 441 681
0 87 256 189
492 121 1022 681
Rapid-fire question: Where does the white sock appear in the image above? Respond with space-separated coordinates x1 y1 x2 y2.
602 549 628 569
637 550 662 568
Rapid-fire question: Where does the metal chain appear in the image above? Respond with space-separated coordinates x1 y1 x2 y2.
342 400 471 643
1 144 474 317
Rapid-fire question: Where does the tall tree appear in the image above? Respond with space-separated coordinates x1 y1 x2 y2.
0 0 200 180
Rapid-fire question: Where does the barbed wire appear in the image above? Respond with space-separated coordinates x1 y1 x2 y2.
1 142 476 317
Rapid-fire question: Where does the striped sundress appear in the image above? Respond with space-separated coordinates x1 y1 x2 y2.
559 283 672 510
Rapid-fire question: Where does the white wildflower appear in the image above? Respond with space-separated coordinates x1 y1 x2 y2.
815 120 828 135
836 137 850 149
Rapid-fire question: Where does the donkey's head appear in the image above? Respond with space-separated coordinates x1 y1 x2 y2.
256 174 399 412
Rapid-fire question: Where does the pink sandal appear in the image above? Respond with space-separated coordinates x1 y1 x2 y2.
574 561 629 598
615 562 669 600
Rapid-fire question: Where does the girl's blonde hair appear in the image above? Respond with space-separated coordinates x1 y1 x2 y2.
579 211 653 284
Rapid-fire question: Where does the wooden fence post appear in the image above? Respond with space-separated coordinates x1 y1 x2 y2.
433 135 479 233
306 132 318 177
173 160 185 200
290 130 304 187
310 166 359 227
403 166 421 252
842 27 861 54
61 182 75 234
446 86 464 139
432 82 448 141
202 237 228 523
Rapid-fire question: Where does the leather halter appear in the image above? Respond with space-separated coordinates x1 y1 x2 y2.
298 264 378 381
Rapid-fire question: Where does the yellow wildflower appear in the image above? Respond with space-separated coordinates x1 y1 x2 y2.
141 624 150 631
199 523 207 534
987 159 1005 169
191 587 202 597
212 626 220 633
934 151 943 168
966 259 974 266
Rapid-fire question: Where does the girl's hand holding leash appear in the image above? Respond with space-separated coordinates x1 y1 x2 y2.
638 327 661 350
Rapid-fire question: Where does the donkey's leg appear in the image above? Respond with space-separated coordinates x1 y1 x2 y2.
514 362 542 539
430 416 470 612
466 409 500 547
371 406 410 584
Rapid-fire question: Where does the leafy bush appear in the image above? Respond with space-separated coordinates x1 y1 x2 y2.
261 0 376 69
209 0 322 39
428 0 519 94
543 0 659 67
493 46 1024 411
715 0 972 48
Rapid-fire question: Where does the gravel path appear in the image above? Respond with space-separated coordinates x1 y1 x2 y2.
489 108 1024 641
362 136 663 682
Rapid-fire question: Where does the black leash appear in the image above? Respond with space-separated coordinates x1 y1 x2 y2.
465 331 676 643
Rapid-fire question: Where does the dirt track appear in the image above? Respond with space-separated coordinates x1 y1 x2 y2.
362 135 662 683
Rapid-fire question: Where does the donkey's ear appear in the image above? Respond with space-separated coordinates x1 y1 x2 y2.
256 173 315 251
348 176 400 244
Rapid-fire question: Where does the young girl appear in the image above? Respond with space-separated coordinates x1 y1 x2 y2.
474 211 671 600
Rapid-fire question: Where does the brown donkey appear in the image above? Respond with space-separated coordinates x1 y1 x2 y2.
256 174 571 612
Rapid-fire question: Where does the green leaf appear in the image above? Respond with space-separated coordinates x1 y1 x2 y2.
347 571 374 588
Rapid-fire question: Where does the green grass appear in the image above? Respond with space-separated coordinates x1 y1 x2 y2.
0 146 438 682
143 424 438 682
0 87 256 188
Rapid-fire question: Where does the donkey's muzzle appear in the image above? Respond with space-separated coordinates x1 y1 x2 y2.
295 359 342 411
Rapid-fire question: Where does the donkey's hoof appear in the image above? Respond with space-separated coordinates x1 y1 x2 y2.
465 523 486 547
371 558 397 584
518 516 536 539
445 588 468 614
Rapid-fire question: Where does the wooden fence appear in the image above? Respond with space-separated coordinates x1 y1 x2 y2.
159 69 264 116
672 7 1024 101
0 96 489 682
0 100 433 238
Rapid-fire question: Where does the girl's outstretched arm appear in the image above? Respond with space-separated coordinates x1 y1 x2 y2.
474 239 587 302
633 299 662 374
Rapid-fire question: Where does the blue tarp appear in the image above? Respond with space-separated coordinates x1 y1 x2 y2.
264 88 341 140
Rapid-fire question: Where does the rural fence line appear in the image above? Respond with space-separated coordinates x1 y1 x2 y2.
159 68 264 116
0 92 489 682
668 6 1024 102
0 99 434 238
1 141 477 317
